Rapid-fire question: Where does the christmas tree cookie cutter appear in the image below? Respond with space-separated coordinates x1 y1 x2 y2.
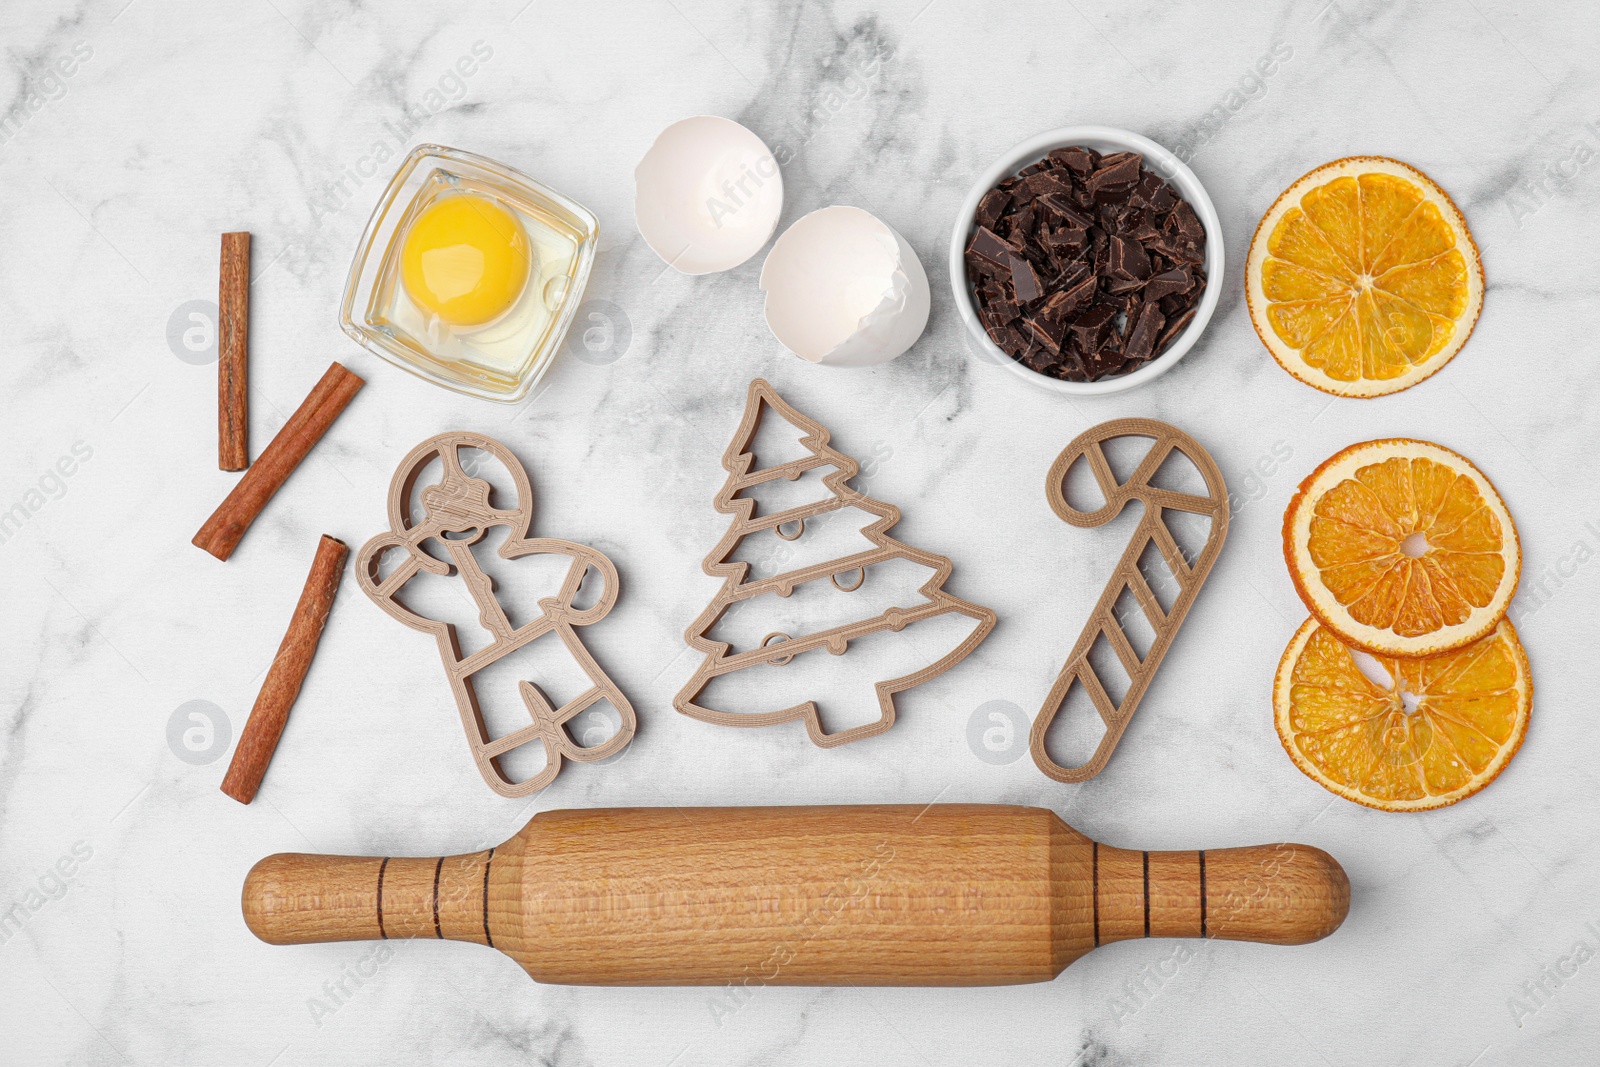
676 379 996 747
1030 418 1229 783
355 432 636 797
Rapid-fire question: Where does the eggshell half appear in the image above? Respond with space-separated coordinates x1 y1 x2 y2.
759 206 930 367
634 115 784 275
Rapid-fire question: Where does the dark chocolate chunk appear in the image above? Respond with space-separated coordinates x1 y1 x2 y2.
1124 303 1166 364
1142 267 1192 302
1123 295 1145 333
1108 235 1151 280
1069 303 1117 352
1020 171 1075 201
1005 203 1036 241
1021 313 1066 353
1039 195 1095 230
1170 200 1204 240
966 252 1001 280
1135 171 1177 212
979 298 1017 331
1008 254 1042 304
1078 344 1120 381
967 226 1017 270
1052 258 1093 291
1097 151 1142 170
1050 275 1098 321
976 188 1011 230
1046 223 1089 255
1087 153 1142 193
1052 343 1090 380
1146 231 1203 267
1021 348 1059 374
1156 307 1197 351
1049 146 1099 175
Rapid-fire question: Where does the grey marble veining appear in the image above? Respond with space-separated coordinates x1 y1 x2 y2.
2 0 1598 1063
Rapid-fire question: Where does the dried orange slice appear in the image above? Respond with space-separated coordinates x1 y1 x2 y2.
1274 616 1530 811
1284 439 1519 657
1246 157 1483 397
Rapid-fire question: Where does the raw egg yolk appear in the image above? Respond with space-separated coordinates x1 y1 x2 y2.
400 194 530 327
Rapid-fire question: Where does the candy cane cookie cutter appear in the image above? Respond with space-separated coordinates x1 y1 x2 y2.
1030 418 1229 783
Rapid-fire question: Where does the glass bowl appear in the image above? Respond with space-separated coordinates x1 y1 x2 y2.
339 144 599 403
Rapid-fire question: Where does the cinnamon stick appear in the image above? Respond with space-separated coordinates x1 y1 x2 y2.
218 231 251 472
193 361 364 561
221 534 348 805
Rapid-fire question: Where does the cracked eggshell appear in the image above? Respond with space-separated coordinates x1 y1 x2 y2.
633 115 784 275
759 206 930 367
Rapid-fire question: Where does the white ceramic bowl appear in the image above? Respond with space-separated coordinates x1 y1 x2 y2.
948 125 1223 396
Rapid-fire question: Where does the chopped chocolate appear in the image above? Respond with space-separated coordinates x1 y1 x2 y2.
968 226 1017 270
1079 340 1120 380
1020 171 1075 201
1122 208 1161 243
1006 202 1036 240
1008 254 1042 304
1124 303 1166 363
1047 275 1097 322
1021 349 1057 375
1087 153 1142 193
1096 151 1142 171
979 297 1017 332
1069 303 1117 352
1146 230 1204 268
976 189 1011 230
1108 235 1151 280
1021 313 1066 353
1039 195 1095 230
965 143 1208 381
1143 267 1192 302
1049 145 1099 175
1134 171 1177 212
1046 225 1089 257
1123 295 1145 334
1156 307 1197 352
1170 200 1204 240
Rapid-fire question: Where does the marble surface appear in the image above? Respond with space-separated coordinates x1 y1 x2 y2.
3 0 1598 1062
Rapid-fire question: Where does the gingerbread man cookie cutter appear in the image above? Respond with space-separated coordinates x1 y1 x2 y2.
356 432 636 797
1030 418 1229 783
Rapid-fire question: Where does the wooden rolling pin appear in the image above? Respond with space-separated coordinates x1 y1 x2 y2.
242 805 1348 986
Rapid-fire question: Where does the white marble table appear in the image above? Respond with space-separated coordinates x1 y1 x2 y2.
3 0 1597 1062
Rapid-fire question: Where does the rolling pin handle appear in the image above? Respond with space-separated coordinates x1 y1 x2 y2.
1092 842 1349 949
243 850 495 947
